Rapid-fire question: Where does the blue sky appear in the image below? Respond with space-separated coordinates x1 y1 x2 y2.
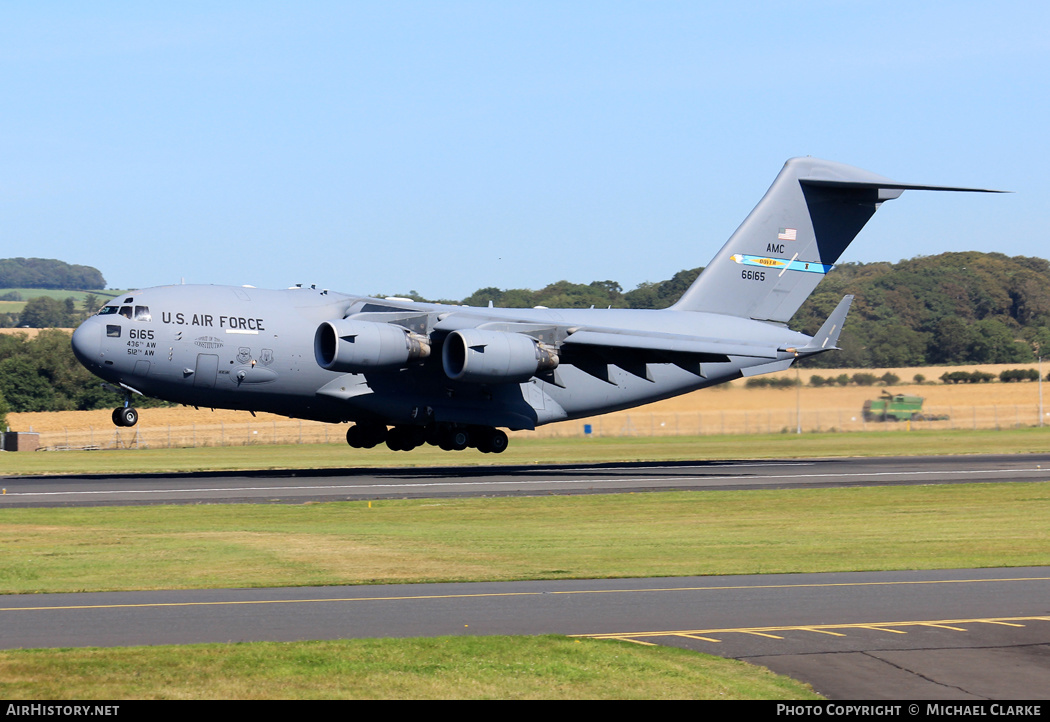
2 1 1047 299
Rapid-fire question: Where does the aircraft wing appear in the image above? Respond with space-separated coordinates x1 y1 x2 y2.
554 327 782 384
561 329 778 360
363 307 786 384
430 308 778 361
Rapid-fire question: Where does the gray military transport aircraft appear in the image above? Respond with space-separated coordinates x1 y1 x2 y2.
71 158 1000 453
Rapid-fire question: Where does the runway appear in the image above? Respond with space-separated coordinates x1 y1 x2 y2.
3 452 1050 507
3 568 1049 700
3 453 1049 699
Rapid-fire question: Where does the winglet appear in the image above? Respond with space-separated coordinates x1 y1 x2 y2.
791 294 854 356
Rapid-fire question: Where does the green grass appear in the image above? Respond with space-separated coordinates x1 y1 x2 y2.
4 431 1046 700
3 483 1047 594
0 636 818 700
0 288 121 315
6 427 1050 477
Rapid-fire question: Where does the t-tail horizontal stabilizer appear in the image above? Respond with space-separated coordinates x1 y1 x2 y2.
783 294 854 358
672 158 1006 325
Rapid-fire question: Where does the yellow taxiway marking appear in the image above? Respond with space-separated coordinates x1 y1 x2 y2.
573 617 1050 642
679 634 723 642
919 623 969 631
799 627 847 637
3 578 1049 614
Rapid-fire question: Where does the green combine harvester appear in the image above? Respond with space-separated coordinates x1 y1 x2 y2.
862 392 947 422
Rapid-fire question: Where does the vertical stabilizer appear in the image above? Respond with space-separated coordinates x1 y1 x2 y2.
671 157 1000 323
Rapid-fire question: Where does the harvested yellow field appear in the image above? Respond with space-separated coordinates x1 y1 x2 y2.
7 407 341 450
10 407 287 435
568 363 1050 438
648 363 1047 412
0 327 75 339
7 363 1050 449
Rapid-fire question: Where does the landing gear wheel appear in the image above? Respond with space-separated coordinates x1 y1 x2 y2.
436 427 469 451
487 429 508 454
386 426 423 452
113 407 138 427
346 423 388 449
475 428 509 454
449 429 469 451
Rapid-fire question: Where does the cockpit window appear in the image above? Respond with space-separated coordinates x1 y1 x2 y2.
124 297 134 304
97 304 151 321
107 325 121 338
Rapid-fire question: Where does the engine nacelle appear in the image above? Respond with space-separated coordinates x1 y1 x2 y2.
442 328 558 383
315 319 430 372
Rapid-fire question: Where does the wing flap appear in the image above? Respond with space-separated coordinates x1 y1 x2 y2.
563 330 779 360
560 329 781 382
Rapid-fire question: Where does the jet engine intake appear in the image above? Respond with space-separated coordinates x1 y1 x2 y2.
442 329 558 383
315 319 430 372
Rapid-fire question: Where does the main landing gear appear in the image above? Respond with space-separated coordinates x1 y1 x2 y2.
346 423 509 453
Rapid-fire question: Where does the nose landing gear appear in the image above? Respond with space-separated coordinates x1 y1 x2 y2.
110 385 139 428
112 405 139 427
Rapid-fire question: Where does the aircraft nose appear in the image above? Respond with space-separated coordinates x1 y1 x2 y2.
71 320 102 367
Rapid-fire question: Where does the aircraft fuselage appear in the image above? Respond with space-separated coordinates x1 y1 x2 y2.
72 283 807 431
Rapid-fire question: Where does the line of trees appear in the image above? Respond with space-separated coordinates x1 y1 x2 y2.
397 251 1050 369
748 369 1047 390
9 250 1050 366
809 372 902 387
790 252 1050 368
0 330 118 414
0 330 173 416
11 251 1050 369
399 267 705 312
0 258 105 290
0 295 102 329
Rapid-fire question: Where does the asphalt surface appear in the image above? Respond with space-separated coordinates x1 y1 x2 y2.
3 568 1049 700
3 452 1050 507
3 453 1049 700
